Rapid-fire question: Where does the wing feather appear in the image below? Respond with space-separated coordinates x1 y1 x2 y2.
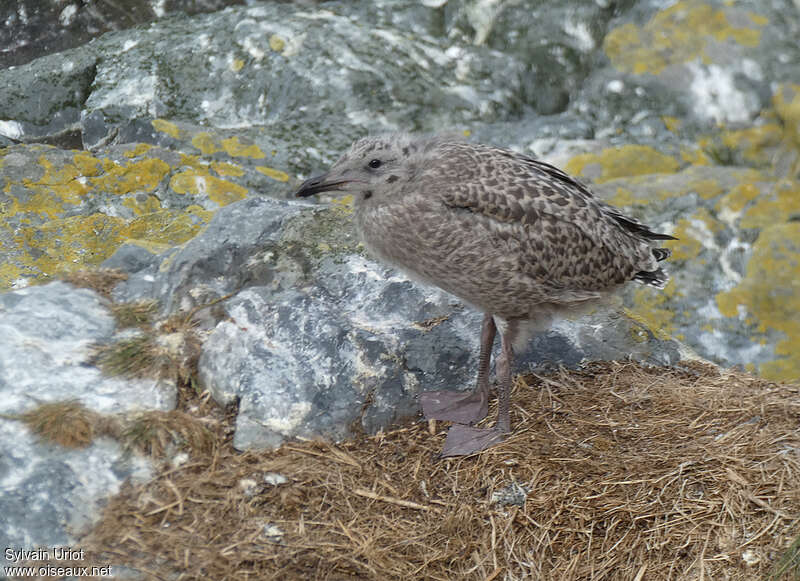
424 142 672 290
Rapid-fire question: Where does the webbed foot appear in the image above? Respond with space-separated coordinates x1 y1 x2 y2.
421 388 488 425
439 424 506 457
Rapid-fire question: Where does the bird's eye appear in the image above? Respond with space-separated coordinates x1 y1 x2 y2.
368 159 382 169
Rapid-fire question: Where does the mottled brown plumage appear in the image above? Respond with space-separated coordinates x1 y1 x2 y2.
295 134 675 456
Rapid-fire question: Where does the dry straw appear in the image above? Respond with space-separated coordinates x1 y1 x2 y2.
60 267 128 299
78 361 799 580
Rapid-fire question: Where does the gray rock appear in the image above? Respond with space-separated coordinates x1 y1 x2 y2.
0 0 247 69
491 482 530 507
0 282 173 560
0 426 152 564
198 259 481 449
1 1 528 156
0 282 174 414
112 196 310 313
101 243 160 275
2 0 797 155
0 47 97 148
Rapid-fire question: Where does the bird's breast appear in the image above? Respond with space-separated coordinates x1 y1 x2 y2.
353 198 522 314
355 198 449 270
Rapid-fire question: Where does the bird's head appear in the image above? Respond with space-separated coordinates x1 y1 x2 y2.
294 134 435 204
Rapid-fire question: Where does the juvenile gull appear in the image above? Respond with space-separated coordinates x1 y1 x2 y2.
295 134 675 456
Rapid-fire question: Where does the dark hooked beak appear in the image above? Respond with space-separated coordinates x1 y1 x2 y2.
294 173 351 198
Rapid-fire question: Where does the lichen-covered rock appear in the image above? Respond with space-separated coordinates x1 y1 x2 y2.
110 196 314 313
0 282 173 560
0 139 290 289
0 2 528 154
565 155 800 382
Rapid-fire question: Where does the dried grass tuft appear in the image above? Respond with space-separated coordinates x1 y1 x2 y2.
121 410 216 458
60 267 128 299
16 400 100 448
158 314 205 391
80 362 800 580
93 334 167 378
111 299 159 329
93 294 228 389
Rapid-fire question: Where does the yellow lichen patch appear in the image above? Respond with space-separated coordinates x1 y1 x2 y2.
11 188 81 222
695 206 723 233
773 84 800 147
15 213 127 277
687 178 725 200
255 166 289 182
221 137 265 159
739 179 800 229
0 260 24 290
152 119 182 139
169 169 206 194
231 58 245 72
332 194 354 209
124 238 174 256
268 35 285 52
179 153 204 169
191 132 223 156
122 210 208 247
207 182 248 206
716 223 800 381
29 154 84 187
719 123 784 166
211 161 245 177
124 143 154 159
185 204 213 223
608 187 637 207
121 194 164 216
664 210 719 261
565 145 680 184
169 168 248 206
679 146 712 166
626 280 679 339
91 158 170 196
715 182 761 217
662 116 681 133
604 1 766 75
72 152 104 176
16 156 92 219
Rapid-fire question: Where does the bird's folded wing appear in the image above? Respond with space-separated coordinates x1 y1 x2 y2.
432 144 668 288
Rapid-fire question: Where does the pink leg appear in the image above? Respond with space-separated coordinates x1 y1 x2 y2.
439 319 515 457
420 313 495 424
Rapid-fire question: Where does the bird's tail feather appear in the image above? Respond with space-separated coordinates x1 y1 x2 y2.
634 267 669 289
